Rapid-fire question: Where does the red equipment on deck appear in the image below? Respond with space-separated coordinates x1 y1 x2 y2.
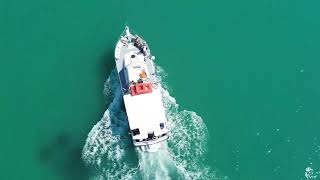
130 82 153 96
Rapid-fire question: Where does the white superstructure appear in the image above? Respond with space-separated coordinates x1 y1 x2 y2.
114 26 169 152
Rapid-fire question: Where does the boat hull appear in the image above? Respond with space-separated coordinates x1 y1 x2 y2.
114 26 169 152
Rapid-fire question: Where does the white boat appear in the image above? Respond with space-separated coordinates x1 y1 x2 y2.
114 26 169 152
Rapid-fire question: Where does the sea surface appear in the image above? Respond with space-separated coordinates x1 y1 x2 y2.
1 0 320 179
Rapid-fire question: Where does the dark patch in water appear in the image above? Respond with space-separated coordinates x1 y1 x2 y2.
99 49 115 83
38 134 90 180
99 49 116 106
38 134 89 180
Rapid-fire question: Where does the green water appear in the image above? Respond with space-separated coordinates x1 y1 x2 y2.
1 0 320 179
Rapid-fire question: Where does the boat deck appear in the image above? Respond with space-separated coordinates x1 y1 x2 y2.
115 41 159 95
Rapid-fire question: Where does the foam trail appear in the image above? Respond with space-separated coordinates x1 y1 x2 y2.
137 146 177 180
82 70 138 179
82 68 217 179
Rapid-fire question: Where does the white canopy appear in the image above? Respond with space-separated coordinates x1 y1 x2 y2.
123 89 168 140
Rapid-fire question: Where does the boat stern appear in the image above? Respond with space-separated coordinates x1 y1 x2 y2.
138 141 166 152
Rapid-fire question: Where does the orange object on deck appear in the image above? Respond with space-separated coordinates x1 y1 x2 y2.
130 82 152 96
139 72 147 78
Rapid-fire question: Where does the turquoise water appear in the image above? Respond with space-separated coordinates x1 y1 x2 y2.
1 0 320 179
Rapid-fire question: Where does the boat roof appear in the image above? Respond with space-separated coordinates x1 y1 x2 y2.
123 88 168 140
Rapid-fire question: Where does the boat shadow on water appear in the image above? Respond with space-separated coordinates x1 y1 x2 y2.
37 49 120 180
38 134 90 180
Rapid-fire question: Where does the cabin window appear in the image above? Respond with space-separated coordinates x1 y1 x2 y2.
147 132 155 140
132 128 140 136
160 123 165 129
